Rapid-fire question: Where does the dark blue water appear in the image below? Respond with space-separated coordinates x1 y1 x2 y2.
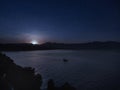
4 50 120 90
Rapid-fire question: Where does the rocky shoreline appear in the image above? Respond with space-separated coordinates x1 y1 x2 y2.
0 52 76 90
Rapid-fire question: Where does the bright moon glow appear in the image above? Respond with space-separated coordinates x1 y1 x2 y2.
31 40 38 45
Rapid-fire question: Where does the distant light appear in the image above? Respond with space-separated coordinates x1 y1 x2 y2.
31 40 38 45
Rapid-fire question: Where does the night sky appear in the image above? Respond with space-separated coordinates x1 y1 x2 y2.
0 0 120 44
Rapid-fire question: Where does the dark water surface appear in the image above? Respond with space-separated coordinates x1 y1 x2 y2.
4 50 120 90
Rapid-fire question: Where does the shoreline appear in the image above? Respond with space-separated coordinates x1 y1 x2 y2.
0 52 76 90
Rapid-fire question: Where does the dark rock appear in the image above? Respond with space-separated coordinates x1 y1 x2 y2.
47 79 55 90
0 52 42 90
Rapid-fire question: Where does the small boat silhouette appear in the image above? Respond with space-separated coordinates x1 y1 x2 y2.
63 58 68 62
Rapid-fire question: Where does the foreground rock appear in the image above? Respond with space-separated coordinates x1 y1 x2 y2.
47 79 76 90
0 53 42 90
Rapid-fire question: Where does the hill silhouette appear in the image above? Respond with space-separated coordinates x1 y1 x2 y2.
0 41 120 51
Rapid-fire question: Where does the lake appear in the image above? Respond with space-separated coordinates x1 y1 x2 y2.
4 50 120 90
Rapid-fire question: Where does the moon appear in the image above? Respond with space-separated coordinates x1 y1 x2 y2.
31 40 38 45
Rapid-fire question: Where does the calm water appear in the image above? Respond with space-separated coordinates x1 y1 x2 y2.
4 50 120 90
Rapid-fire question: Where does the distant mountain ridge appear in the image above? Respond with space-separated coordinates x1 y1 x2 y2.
0 41 120 51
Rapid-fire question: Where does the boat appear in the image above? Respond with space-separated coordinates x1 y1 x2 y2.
63 58 68 62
